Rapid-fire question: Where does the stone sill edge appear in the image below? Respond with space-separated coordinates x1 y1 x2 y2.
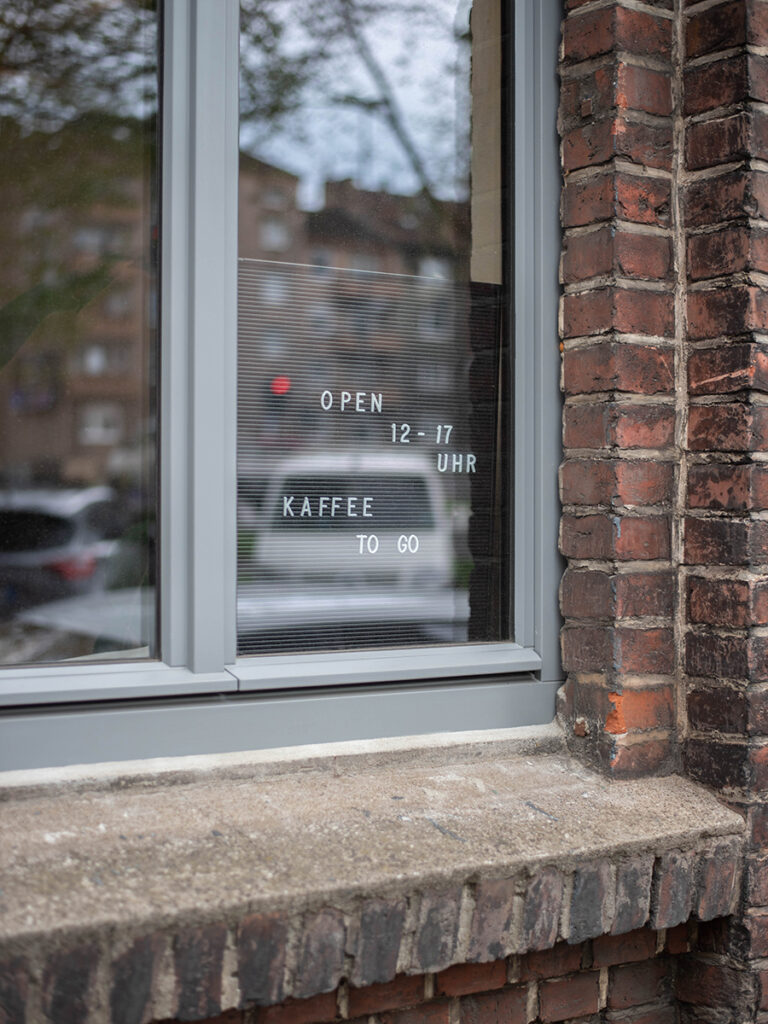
0 722 565 800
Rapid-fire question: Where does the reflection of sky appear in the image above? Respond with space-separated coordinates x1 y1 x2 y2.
240 0 471 208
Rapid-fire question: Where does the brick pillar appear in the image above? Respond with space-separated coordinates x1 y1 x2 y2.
558 0 678 776
679 0 768 1018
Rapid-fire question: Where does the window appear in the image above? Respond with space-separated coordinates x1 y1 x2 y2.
0 0 561 771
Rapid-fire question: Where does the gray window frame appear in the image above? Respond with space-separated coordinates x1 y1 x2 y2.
0 0 562 770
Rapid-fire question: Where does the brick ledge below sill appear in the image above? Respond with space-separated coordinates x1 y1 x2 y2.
0 725 745 1022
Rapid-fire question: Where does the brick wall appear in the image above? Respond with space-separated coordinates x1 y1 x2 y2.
557 0 768 1019
153 926 684 1024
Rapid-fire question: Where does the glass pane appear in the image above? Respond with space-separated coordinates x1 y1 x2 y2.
0 3 159 664
238 0 509 655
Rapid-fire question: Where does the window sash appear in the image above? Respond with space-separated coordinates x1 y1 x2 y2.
0 0 561 714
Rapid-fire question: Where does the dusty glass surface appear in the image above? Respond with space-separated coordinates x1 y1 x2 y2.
238 0 509 654
0 2 159 664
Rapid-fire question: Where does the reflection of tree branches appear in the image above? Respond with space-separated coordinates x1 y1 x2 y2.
333 0 436 205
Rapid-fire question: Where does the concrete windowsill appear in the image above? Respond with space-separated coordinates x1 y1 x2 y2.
0 724 746 1018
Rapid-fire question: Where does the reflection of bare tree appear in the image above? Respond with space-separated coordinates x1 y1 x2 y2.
240 0 469 206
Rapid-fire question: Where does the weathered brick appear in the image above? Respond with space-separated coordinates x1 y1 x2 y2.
593 926 656 966
350 899 405 987
459 988 527 1024
436 960 506 997
747 913 768 957
413 890 462 972
380 1000 451 1024
611 860 654 934
615 571 674 617
685 631 749 680
237 913 288 1006
111 935 163 1024
520 868 563 952
563 288 674 338
561 569 614 619
348 975 424 1018
688 685 747 733
687 0 747 58
606 686 674 733
607 735 674 777
685 737 749 791
684 517 749 565
42 946 98 1024
467 877 515 962
688 464 753 512
685 54 749 116
689 286 768 343
688 403 754 451
688 577 751 627
675 956 753 1008
651 851 695 929
607 957 670 1009
686 112 750 170
258 992 338 1024
613 404 676 449
293 909 346 999
690 345 768 396
539 972 600 1022
519 941 583 982
174 924 227 1021
569 861 612 943
615 629 674 675
0 957 29 1024
563 344 674 395
697 841 742 920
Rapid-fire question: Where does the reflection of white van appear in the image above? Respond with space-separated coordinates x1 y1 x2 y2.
252 451 452 587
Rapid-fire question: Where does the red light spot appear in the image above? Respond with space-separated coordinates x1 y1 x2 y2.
271 375 291 396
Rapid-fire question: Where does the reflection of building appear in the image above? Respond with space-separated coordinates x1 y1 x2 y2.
0 177 154 488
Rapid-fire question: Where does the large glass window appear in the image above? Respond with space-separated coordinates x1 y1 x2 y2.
0 2 159 665
237 0 509 655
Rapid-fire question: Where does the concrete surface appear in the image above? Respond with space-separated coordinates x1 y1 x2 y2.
0 731 744 951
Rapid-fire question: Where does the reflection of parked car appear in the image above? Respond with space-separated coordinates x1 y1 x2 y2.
0 486 128 618
251 451 453 587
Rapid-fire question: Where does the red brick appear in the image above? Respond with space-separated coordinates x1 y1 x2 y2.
256 993 338 1024
615 7 673 57
683 169 768 227
685 55 749 115
348 976 424 1018
436 961 506 997
562 119 615 171
686 112 750 170
562 174 614 228
560 66 616 127
539 972 600 1022
608 735 674 776
614 515 671 560
615 571 674 617
688 464 753 511
561 513 613 559
685 736 750 791
688 344 768 396
459 988 526 1024
688 285 768 340
615 629 674 675
562 7 615 62
562 171 671 228
593 928 657 967
687 1 747 58
519 942 583 982
750 856 768 905
561 569 614 619
608 958 670 1009
560 458 616 506
605 686 674 733
688 225 750 280
615 461 673 505
750 0 768 47
614 404 676 449
381 1000 452 1024
617 64 673 116
562 227 613 284
616 173 672 226
684 517 749 565
615 231 673 281
688 403 754 451
563 344 674 395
